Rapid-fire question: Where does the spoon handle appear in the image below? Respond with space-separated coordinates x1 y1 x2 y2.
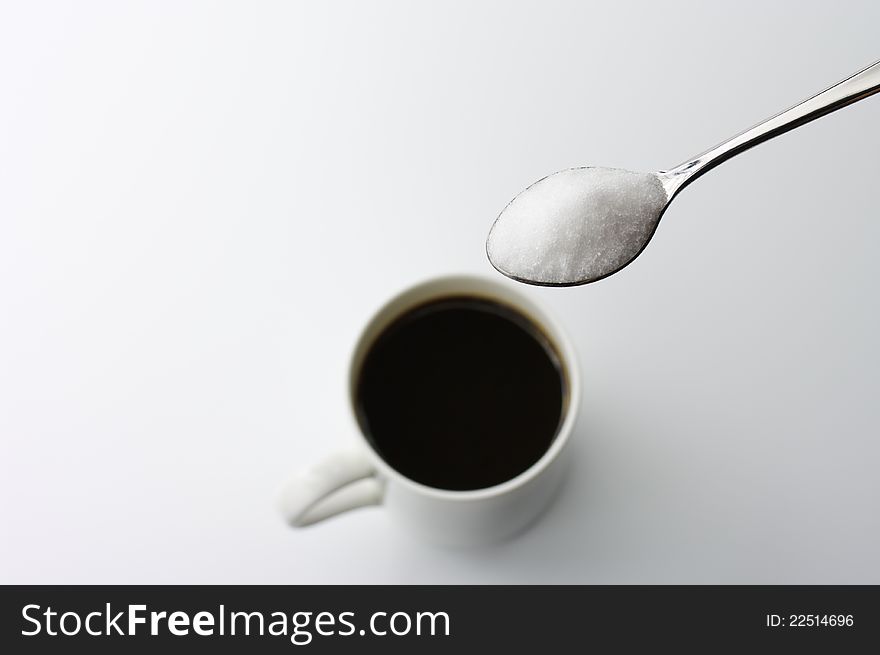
660 58 880 197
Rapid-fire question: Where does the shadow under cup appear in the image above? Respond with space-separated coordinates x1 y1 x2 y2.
352 287 570 493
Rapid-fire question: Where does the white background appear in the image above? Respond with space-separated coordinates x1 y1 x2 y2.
1 1 878 583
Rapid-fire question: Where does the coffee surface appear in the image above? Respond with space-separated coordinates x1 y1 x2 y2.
355 296 565 491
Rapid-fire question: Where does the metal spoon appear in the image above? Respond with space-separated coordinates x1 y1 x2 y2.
486 58 880 287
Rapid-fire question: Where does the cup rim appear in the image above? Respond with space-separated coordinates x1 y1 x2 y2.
347 274 581 502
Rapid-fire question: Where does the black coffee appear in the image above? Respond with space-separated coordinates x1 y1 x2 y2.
355 296 566 491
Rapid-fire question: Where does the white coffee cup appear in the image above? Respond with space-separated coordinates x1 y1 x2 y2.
278 275 580 546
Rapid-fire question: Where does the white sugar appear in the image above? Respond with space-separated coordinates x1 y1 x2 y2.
487 167 667 285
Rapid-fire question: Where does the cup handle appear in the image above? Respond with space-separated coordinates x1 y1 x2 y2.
277 447 384 527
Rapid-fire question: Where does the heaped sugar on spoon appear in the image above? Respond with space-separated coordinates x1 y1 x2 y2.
486 58 880 287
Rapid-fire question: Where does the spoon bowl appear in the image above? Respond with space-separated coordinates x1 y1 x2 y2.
487 167 669 286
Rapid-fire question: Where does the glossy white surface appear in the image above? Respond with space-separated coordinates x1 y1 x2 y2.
1 1 879 583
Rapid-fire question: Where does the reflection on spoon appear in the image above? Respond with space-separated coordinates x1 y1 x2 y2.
487 58 880 287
